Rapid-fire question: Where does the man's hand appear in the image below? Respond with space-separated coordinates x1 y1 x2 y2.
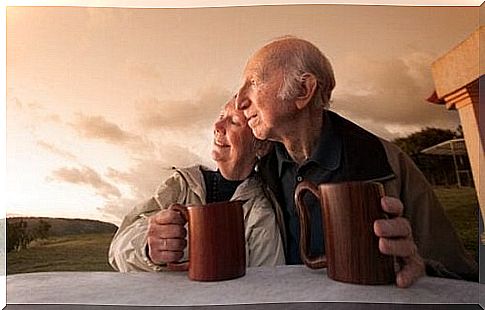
374 197 425 288
147 205 187 264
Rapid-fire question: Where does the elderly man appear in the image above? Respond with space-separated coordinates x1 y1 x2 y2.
235 36 478 288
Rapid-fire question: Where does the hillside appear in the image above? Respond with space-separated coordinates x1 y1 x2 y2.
7 217 118 275
7 233 116 275
7 217 117 236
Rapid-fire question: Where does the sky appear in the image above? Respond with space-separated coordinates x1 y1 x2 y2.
5 3 480 225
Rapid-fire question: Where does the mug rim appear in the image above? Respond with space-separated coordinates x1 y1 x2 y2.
186 200 246 209
317 180 382 187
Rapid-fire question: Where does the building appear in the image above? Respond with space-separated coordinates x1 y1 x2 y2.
427 26 483 242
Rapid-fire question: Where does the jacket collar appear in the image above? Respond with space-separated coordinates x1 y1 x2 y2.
175 165 208 204
175 165 263 204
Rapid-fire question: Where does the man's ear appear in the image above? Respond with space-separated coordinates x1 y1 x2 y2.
295 73 317 110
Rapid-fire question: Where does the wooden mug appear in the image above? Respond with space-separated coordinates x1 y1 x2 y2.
294 181 395 285
167 200 246 281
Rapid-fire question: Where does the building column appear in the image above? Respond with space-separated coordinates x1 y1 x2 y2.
442 83 484 243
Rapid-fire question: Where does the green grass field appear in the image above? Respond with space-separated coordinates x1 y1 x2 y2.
6 186 480 275
7 233 116 275
433 186 479 262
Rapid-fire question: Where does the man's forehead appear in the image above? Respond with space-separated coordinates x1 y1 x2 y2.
244 55 266 75
244 51 282 79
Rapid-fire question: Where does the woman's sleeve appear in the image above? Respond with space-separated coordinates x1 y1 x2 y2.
108 171 187 272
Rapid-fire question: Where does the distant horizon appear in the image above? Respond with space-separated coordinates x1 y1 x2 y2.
5 213 115 222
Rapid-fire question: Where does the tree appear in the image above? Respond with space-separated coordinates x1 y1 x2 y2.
392 127 469 186
455 125 464 138
35 219 51 239
6 219 32 252
6 218 52 253
392 127 455 156
6 221 20 252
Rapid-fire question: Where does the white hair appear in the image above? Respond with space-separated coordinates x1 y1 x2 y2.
263 36 336 109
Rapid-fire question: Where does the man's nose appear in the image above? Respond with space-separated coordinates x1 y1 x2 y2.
235 89 250 110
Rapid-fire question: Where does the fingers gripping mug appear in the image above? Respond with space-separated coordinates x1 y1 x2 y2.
294 181 395 285
167 200 246 281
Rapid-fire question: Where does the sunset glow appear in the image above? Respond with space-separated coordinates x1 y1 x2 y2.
6 4 479 226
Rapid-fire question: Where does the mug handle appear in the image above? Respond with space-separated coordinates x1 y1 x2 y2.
294 180 327 269
166 204 189 272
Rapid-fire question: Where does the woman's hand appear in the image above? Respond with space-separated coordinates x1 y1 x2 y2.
147 206 187 264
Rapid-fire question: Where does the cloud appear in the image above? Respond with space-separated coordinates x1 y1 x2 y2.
97 198 139 227
137 88 231 130
8 95 62 136
45 114 62 123
98 144 207 222
9 96 45 112
27 101 45 111
12 98 46 112
332 52 459 139
48 165 121 199
71 114 136 143
105 159 172 201
8 96 45 115
37 140 78 160
69 113 155 154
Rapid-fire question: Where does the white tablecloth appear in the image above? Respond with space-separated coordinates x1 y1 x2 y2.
6 266 483 306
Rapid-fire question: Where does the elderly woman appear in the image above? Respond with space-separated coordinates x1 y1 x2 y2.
109 98 285 271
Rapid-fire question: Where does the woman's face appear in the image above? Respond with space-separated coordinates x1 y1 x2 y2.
211 100 257 180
